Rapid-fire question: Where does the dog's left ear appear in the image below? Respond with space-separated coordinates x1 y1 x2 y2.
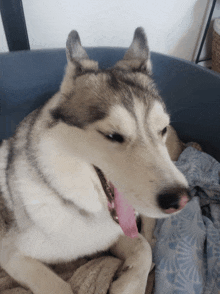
115 27 152 74
66 30 98 71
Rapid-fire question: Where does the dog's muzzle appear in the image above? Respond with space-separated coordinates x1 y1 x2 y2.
157 187 191 214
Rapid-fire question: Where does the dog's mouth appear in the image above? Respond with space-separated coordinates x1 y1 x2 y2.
94 166 115 210
94 166 139 238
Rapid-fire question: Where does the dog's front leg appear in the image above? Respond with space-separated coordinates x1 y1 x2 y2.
0 246 73 294
109 234 152 294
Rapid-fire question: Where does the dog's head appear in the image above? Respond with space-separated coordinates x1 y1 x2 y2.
51 28 190 218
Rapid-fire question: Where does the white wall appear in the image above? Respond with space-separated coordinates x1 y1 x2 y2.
0 0 210 61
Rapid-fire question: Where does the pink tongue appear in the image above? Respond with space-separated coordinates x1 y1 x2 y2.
113 186 138 238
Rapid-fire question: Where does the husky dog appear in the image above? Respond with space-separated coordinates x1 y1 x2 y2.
0 28 190 294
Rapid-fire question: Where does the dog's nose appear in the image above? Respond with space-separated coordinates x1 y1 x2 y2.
157 188 190 214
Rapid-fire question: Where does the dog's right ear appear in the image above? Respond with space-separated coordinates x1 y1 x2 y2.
66 30 98 72
115 27 152 74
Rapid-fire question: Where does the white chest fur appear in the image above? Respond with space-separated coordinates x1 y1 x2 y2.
17 203 122 263
12 144 122 263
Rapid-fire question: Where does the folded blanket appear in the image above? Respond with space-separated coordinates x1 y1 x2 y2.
153 147 220 294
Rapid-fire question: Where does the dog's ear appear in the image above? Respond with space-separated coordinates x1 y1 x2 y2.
124 27 150 61
66 30 88 62
66 30 98 71
60 30 98 95
115 27 152 74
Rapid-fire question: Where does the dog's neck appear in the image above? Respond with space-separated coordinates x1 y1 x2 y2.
28 94 108 214
35 130 108 214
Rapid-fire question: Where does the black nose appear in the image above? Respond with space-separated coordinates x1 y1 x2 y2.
157 187 190 214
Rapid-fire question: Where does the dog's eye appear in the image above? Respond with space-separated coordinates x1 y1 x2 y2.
98 131 124 143
161 127 167 136
105 133 125 143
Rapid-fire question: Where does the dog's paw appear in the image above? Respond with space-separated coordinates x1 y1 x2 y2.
109 263 147 294
109 235 152 294
110 275 145 294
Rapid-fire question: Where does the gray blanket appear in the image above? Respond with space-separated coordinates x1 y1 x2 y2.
153 147 220 294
